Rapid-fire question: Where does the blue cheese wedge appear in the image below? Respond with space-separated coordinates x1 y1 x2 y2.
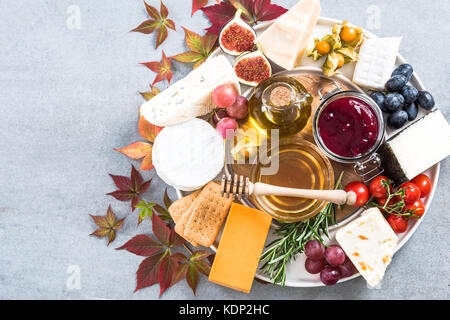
378 109 450 185
352 37 402 90
336 208 398 287
141 56 240 127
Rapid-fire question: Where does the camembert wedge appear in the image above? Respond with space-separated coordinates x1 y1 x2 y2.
257 0 321 70
336 208 398 287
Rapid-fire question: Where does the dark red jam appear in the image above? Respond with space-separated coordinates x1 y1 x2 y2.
318 97 379 158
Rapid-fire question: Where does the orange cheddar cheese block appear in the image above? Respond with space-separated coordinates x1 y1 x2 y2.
208 203 272 293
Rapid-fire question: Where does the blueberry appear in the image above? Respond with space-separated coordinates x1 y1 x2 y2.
385 75 407 92
416 90 435 110
400 85 419 104
403 102 419 121
370 91 388 113
384 93 405 112
392 64 414 82
388 110 409 129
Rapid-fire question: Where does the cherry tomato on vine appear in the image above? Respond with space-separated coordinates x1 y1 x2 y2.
404 199 425 219
377 196 398 214
387 215 408 233
369 175 391 199
345 181 370 207
410 174 432 198
399 182 421 204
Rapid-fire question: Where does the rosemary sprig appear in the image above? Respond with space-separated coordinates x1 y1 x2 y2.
259 172 344 286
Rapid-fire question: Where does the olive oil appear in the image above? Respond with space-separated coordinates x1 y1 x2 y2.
250 139 334 222
248 76 313 138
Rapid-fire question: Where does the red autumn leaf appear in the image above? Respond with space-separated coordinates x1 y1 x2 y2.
171 263 188 286
114 142 152 160
89 205 124 246
135 252 164 292
201 0 287 33
138 115 162 143
186 263 200 295
152 212 184 246
253 0 288 23
163 188 173 209
116 234 164 256
140 50 172 85
192 0 208 16
107 165 151 211
201 1 236 34
171 28 218 69
158 253 182 297
131 0 176 48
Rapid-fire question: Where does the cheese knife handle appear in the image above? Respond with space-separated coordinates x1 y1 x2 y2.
252 182 357 206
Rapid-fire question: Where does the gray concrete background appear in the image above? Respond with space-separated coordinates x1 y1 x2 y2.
0 0 448 300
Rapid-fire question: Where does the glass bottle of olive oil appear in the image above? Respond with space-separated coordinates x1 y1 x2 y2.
248 76 313 138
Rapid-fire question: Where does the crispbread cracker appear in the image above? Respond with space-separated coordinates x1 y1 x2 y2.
183 181 233 247
174 196 200 247
169 190 200 223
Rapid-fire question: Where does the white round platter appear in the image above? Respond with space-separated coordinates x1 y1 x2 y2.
176 17 440 287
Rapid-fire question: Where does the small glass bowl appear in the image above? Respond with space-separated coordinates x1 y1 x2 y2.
249 138 334 222
312 90 386 164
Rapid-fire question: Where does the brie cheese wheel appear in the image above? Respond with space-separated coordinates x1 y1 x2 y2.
336 208 398 287
378 109 450 184
152 118 225 191
352 37 402 90
257 0 321 70
141 56 240 127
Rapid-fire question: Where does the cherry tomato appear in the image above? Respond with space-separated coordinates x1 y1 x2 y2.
377 197 398 214
345 181 370 207
315 40 331 55
410 174 432 197
404 199 425 219
387 215 408 233
399 182 421 204
336 53 345 68
369 175 391 199
340 26 357 43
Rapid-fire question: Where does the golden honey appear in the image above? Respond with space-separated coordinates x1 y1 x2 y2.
250 139 334 222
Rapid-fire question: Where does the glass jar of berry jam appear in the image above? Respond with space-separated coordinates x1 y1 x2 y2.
312 82 386 180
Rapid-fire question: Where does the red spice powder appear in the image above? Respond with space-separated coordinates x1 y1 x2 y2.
221 23 255 53
235 56 271 84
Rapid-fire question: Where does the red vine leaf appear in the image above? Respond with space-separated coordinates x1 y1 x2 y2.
135 252 164 292
192 0 208 16
138 115 162 143
158 253 183 297
89 205 124 246
116 234 164 256
171 28 218 69
131 1 176 48
186 264 200 295
201 0 287 34
140 50 173 85
107 165 151 211
114 142 152 160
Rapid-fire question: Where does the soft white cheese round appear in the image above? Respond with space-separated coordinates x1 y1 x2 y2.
152 118 225 191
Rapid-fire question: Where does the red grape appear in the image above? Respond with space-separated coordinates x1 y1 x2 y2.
216 117 238 139
337 258 356 278
227 96 249 119
305 240 325 261
212 109 229 125
325 245 346 266
305 258 326 274
212 84 238 108
320 266 340 285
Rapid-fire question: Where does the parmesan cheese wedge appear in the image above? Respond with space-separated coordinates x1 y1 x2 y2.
257 0 321 70
141 56 240 127
336 208 398 287
152 118 225 191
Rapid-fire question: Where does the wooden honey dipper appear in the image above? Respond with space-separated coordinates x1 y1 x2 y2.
221 174 357 206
